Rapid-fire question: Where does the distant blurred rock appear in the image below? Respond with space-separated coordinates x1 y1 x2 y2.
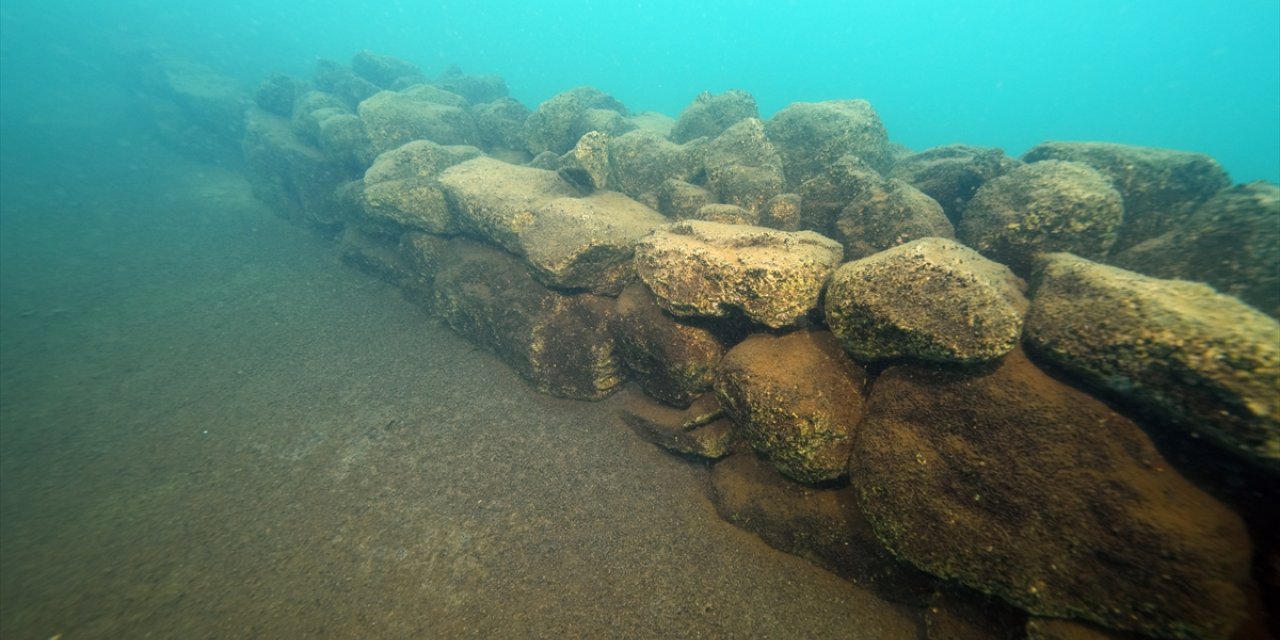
314 58 381 108
824 237 1026 365
471 97 531 154
242 106 357 227
351 51 428 89
523 86 633 155
634 221 843 329
1025 252 1280 471
358 86 480 154
1022 141 1230 251
766 99 893 188
669 90 759 144
888 144 1021 225
959 160 1123 275
254 73 309 117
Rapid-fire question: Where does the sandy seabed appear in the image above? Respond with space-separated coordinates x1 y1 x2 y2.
0 124 921 638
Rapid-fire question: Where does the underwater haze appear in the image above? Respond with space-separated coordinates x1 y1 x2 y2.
2 0 1279 182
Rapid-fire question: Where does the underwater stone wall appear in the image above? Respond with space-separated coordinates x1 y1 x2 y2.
134 49 1280 640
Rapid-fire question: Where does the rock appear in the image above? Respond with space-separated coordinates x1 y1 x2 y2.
611 283 727 407
472 97 532 153
242 107 357 227
852 349 1253 640
254 73 309 117
337 226 416 287
432 238 624 399
924 588 1028 640
1022 141 1231 251
124 47 247 162
439 157 668 294
523 86 632 155
313 59 381 108
669 89 759 144
1024 252 1280 470
710 451 936 605
356 140 483 233
607 129 703 208
798 154 884 236
824 237 1027 364
615 388 733 459
834 174 954 260
687 203 756 225
351 51 427 88
888 144 1021 225
703 118 786 213
395 83 469 108
634 220 844 329
760 193 802 231
1111 181 1280 318
434 65 509 105
363 139 483 184
714 330 867 483
290 90 348 144
564 130 611 192
358 88 480 154
628 111 676 137
766 99 893 188
959 160 1124 275
656 179 714 219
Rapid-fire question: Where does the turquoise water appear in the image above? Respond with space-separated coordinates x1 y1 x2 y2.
2 0 1278 182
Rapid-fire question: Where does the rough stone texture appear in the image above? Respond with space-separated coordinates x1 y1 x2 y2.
710 452 936 606
433 66 509 105
363 139 483 184
355 140 483 233
959 160 1124 275
523 86 632 156
702 118 786 213
760 193 802 231
824 238 1027 364
688 203 757 225
766 99 893 188
834 174 954 260
669 90 759 144
798 154 885 236
628 111 676 137
351 51 427 89
1024 252 1280 470
611 283 727 408
714 331 867 483
290 90 348 145
432 238 624 399
254 73 309 117
313 59 381 108
564 130 611 191
634 220 844 329
607 129 704 208
242 107 357 227
888 145 1022 225
471 97 531 154
656 179 714 219
615 388 733 459
1111 181 1280 318
439 157 668 294
358 88 480 155
853 348 1253 640
1022 141 1231 252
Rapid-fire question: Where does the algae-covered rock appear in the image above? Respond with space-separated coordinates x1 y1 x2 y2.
714 331 867 483
687 203 756 225
1022 141 1231 251
358 88 480 154
611 283 727 408
356 140 483 233
313 58 381 108
761 193 802 231
669 90 759 144
471 97 531 154
797 154 884 236
702 118 786 213
1111 181 1280 318
433 65 509 105
766 99 893 188
1024 252 1280 470
615 389 733 459
254 73 309 117
432 238 624 399
523 86 633 155
242 107 356 227
656 179 714 219
351 51 427 89
888 144 1022 225
959 160 1124 275
833 174 954 260
853 349 1252 640
607 129 703 208
439 157 667 294
634 220 843 329
710 452 936 606
824 238 1027 364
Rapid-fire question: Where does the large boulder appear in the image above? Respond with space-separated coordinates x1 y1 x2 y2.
1022 141 1231 251
824 237 1027 364
669 89 759 144
471 97 532 154
1111 181 1280 318
1024 252 1280 470
656 179 714 219
254 73 309 117
714 330 867 483
853 349 1253 640
959 160 1124 275
313 59 381 108
432 238 624 399
702 118 786 213
358 87 480 155
888 144 1022 224
523 86 633 156
433 65 509 104
357 140 483 233
614 388 733 459
607 129 704 208
611 283 727 408
796 154 883 236
242 107 357 227
439 157 668 294
833 172 954 260
765 99 893 188
634 220 844 329
710 451 936 605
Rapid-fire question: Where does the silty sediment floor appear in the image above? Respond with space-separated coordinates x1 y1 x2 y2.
0 124 921 638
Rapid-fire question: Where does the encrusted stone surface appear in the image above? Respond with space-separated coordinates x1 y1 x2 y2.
634 220 843 329
615 388 733 459
611 283 727 408
888 144 1022 224
766 99 893 188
